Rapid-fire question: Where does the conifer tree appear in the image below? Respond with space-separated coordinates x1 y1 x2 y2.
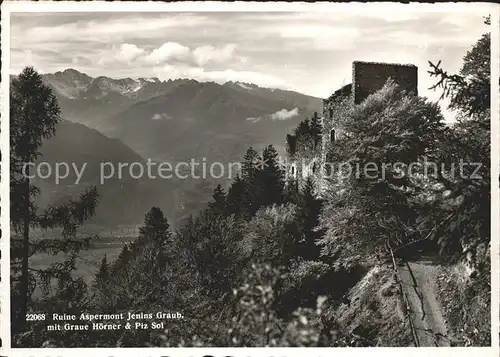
426 22 490 259
110 244 134 298
293 117 318 152
93 255 110 292
296 177 324 261
241 146 260 182
226 175 245 217
138 207 170 243
10 67 99 337
310 112 322 149
258 145 285 206
294 118 311 138
113 244 132 274
284 177 300 205
241 147 263 218
97 255 110 277
117 207 173 307
208 184 226 215
137 206 172 272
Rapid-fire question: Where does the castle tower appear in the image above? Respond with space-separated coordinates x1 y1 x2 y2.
287 61 418 192
351 61 418 104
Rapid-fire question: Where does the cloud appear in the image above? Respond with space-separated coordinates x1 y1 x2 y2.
270 108 299 120
193 44 239 66
246 107 299 123
97 44 148 66
279 25 360 40
145 42 190 64
117 42 247 68
10 9 488 104
151 113 172 120
12 13 215 45
117 44 145 62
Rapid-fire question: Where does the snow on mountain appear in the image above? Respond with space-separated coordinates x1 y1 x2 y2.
236 82 253 90
138 77 161 84
39 69 322 133
42 69 165 100
44 70 294 103
224 81 260 91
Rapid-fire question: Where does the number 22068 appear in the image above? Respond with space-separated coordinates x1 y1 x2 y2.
26 313 46 321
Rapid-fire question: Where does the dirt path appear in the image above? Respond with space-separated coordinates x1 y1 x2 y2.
397 258 451 347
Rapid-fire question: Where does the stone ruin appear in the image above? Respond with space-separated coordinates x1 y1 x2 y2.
286 61 418 189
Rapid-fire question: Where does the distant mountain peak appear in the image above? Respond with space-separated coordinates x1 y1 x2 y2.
60 68 83 75
51 68 91 80
238 81 258 87
138 77 161 84
236 82 254 90
224 80 262 91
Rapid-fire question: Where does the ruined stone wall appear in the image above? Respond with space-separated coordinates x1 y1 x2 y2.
322 84 352 141
286 84 353 190
285 61 418 192
352 61 418 104
285 132 322 187
319 92 353 192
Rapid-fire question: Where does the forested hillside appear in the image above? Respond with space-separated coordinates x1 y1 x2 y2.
10 22 491 347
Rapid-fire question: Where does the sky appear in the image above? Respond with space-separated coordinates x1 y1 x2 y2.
10 7 490 105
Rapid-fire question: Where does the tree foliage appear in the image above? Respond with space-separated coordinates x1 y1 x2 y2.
15 25 491 347
425 24 490 262
319 80 446 259
10 67 99 340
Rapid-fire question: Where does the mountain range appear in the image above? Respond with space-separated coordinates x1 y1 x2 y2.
41 69 322 161
21 68 323 225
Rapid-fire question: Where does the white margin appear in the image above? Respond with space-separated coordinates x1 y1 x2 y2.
0 0 12 353
490 4 500 351
1 2 499 357
0 1 496 13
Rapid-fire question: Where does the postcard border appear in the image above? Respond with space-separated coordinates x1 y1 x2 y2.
1 1 499 355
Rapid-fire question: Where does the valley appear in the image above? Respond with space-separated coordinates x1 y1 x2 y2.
33 68 322 229
23 69 322 279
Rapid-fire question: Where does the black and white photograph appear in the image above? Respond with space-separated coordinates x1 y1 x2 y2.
1 1 498 352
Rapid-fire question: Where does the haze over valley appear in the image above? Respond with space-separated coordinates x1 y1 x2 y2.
29 69 322 226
